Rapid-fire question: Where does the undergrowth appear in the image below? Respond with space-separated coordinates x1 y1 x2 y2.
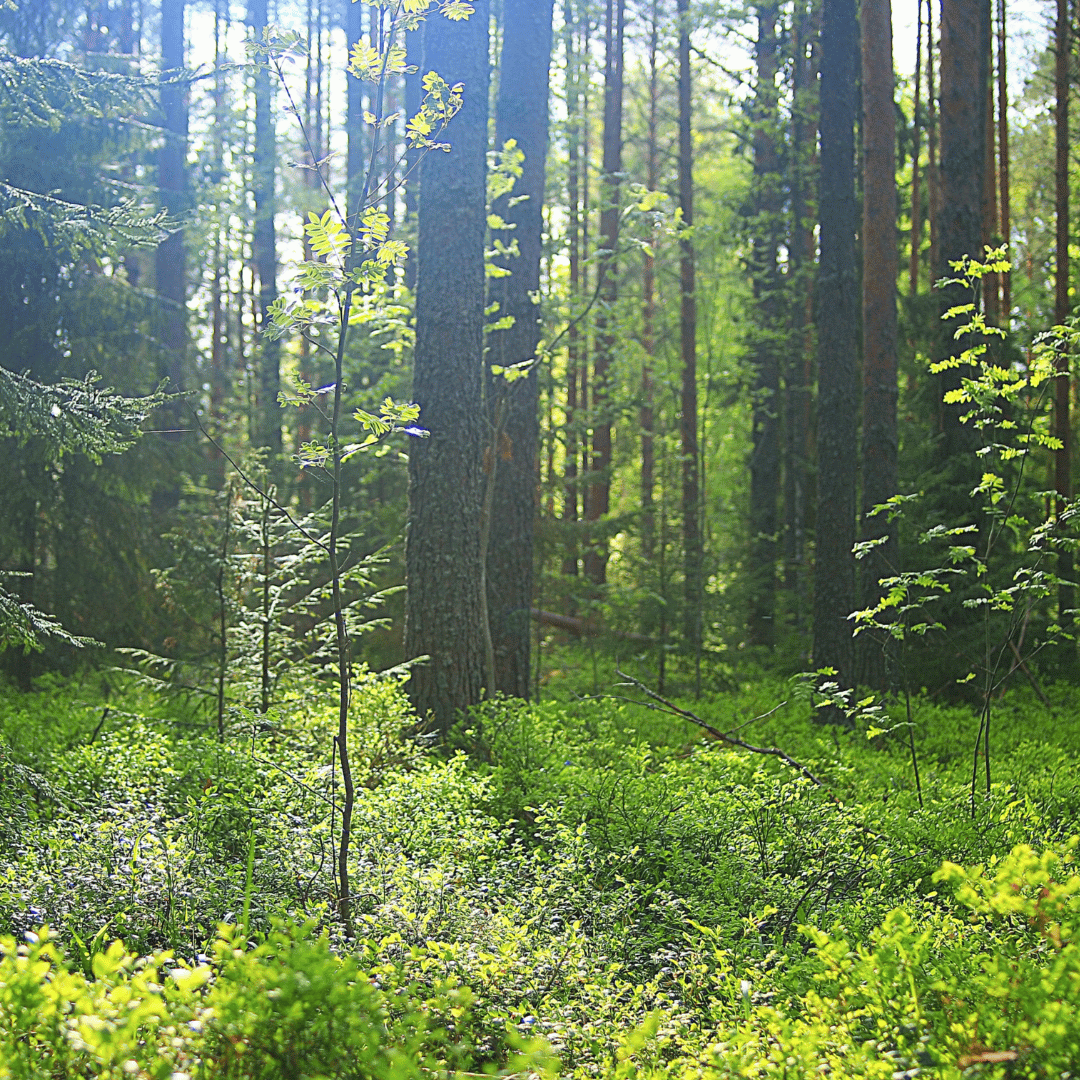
1 669 1078 1077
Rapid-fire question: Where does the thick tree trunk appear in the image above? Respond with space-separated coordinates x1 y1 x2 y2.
783 0 817 635
1055 0 1073 629
487 0 554 699
251 0 281 461
405 2 490 730
677 0 702 656
983 21 1000 324
859 0 899 690
812 0 858 686
936 0 987 460
748 2 781 650
583 0 624 587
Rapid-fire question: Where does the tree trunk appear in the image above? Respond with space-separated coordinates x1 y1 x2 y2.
641 0 659 564
928 2 940 284
936 0 987 460
997 0 1011 318
405 2 490 731
251 0 281 462
784 0 817 635
859 0 899 691
562 0 581 580
486 0 554 699
748 1 781 650
812 0 858 687
983 19 1000 324
583 0 624 587
155 0 187 507
910 0 924 295
1055 0 1073 630
677 0 702 657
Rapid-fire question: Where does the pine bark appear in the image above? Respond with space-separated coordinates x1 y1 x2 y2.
405 2 490 730
812 0 858 686
487 0 554 699
910 0 924 295
997 0 1011 317
748 2 781 649
251 0 281 461
640 0 659 563
859 0 899 690
583 0 624 586
936 0 987 460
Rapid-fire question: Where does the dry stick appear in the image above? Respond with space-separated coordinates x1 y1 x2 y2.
614 668 824 786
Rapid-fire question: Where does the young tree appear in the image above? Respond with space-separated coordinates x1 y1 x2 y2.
859 0 899 690
486 0 554 698
404 0 490 729
812 0 858 687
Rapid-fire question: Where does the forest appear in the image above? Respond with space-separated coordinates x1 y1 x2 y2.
2 0 1080 1075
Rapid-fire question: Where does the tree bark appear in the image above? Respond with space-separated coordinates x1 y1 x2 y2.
748 1 781 649
583 0 624 587
936 0 987 460
859 0 899 690
812 0 858 686
251 0 281 462
677 0 702 656
640 0 659 564
487 0 554 699
910 0 924 296
405 2 490 730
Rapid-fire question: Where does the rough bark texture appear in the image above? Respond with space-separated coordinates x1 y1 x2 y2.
783 0 817 636
251 0 281 460
583 0 624 587
812 0 858 686
936 0 987 460
640 0 659 564
859 0 899 690
404 2 489 730
487 0 554 699
748 2 781 649
677 0 701 654
1055 0 1073 629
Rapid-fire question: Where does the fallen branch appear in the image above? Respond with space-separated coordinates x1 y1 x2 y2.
614 667 825 787
531 608 654 643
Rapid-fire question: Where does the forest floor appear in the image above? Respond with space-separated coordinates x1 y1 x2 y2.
1 660 1079 1077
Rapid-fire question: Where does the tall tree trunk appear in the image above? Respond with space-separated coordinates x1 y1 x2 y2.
928 1 940 282
562 0 581 580
405 2 490 730
677 0 701 656
910 0 924 295
784 0 817 634
155 0 187 508
403 20 421 291
487 0 554 699
209 0 228 489
812 0 858 687
583 0 624 587
936 0 987 460
997 0 1011 318
859 0 899 691
1055 0 1073 630
251 0 281 462
748 1 781 649
640 0 659 564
